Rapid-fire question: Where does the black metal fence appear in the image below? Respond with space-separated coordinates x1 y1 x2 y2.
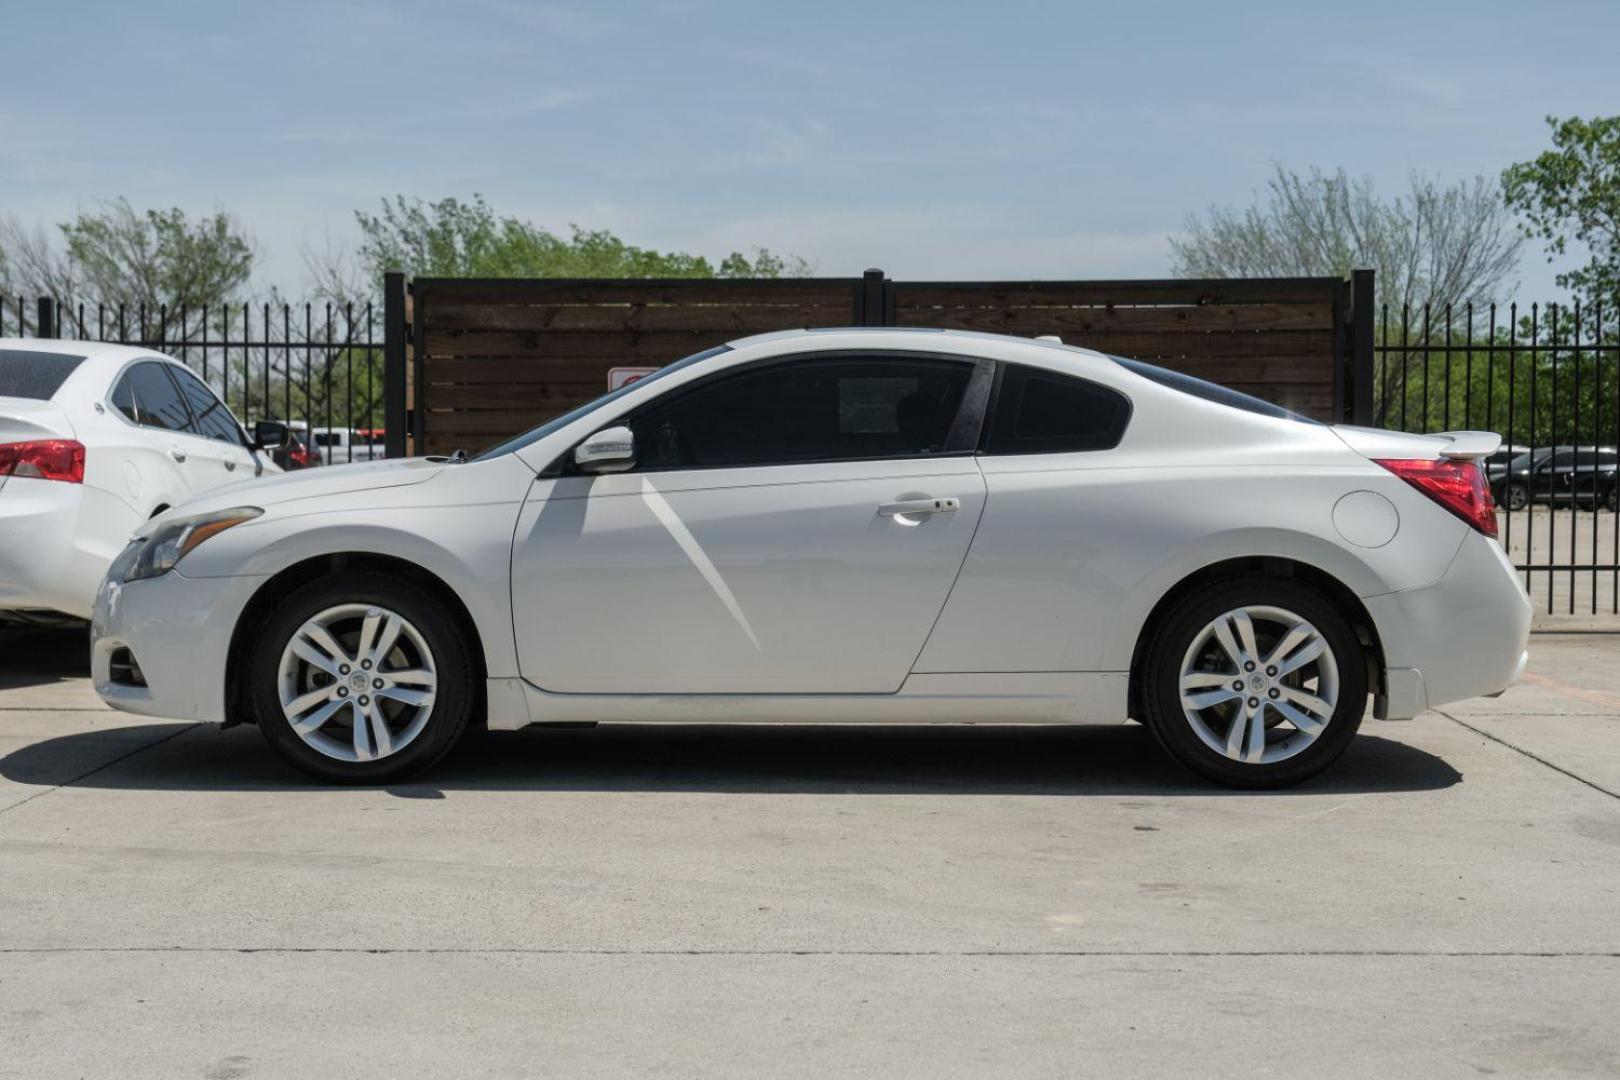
1375 301 1619 616
2 292 389 466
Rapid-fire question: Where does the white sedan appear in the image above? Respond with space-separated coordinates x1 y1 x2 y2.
1 339 284 620
91 329 1531 787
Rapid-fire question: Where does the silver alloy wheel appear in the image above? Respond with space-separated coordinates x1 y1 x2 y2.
1178 605 1339 766
276 603 438 763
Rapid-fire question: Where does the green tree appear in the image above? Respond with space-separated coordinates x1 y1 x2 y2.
1503 115 1620 314
0 199 254 317
349 195 808 288
1171 165 1522 314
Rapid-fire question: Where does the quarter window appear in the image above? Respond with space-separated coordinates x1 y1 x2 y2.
984 364 1130 454
630 355 976 470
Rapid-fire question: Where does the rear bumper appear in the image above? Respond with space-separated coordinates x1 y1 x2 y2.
1366 531 1532 719
91 566 265 723
0 479 106 618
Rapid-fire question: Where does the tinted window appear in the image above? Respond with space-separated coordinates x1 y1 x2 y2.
475 345 732 462
1111 355 1316 423
110 375 138 422
122 363 192 432
169 366 244 445
632 356 974 469
0 350 87 400
985 364 1130 454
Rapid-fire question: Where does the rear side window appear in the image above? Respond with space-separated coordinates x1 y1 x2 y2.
984 364 1130 454
119 362 193 432
0 349 87 400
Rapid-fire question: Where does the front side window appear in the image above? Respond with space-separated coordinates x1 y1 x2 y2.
630 355 976 470
168 366 246 445
120 362 192 433
984 364 1130 455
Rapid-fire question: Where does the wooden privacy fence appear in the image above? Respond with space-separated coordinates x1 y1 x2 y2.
391 270 1373 456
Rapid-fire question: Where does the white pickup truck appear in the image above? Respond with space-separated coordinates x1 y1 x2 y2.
310 426 386 465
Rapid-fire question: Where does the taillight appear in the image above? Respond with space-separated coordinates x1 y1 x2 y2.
0 439 85 484
1376 457 1497 538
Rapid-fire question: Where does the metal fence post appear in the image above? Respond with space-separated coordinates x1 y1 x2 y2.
35 297 56 338
383 271 408 458
858 269 886 327
1350 269 1375 426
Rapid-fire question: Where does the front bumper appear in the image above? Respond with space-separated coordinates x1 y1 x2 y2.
1366 531 1532 719
91 564 267 723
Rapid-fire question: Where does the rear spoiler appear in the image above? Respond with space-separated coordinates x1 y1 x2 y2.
1435 431 1501 461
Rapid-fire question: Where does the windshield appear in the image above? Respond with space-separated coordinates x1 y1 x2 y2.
1110 355 1318 423
1508 448 1552 471
472 345 731 462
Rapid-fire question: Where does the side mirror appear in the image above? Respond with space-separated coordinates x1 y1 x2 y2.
575 425 636 473
252 420 291 451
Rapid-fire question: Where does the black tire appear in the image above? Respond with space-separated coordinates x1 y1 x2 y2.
1139 575 1367 788
249 572 477 784
1504 483 1529 511
1606 485 1618 513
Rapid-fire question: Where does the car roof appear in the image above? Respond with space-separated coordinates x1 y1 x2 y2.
726 326 1113 365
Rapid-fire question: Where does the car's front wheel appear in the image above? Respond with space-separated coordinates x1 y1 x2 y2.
1503 483 1529 511
1139 576 1366 788
249 573 476 784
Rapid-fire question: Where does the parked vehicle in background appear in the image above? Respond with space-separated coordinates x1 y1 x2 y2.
270 421 320 471
1491 446 1618 511
311 426 386 465
1 340 288 619
1483 443 1530 486
92 329 1530 790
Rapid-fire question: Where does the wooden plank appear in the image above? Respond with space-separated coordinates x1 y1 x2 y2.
425 383 613 409
894 302 1334 333
893 279 1339 308
420 329 735 361
426 302 854 334
422 357 627 384
417 279 858 308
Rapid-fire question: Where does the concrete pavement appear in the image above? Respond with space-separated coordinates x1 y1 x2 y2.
1 627 1617 1078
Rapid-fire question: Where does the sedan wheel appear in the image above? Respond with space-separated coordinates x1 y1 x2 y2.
1504 483 1529 511
251 572 476 783
1140 576 1366 787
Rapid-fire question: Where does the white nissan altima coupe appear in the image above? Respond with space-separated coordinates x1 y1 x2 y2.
1 339 283 620
91 329 1531 787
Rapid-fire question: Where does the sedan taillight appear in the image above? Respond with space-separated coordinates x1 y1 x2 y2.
1376 457 1497 538
0 439 85 483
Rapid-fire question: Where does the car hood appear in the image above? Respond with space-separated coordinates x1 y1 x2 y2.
155 456 448 523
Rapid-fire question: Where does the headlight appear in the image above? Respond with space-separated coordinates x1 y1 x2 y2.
125 507 263 582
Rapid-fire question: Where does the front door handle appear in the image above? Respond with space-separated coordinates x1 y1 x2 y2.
168 447 187 463
878 497 960 517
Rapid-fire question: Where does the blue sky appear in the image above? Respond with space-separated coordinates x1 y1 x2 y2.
4 0 1614 299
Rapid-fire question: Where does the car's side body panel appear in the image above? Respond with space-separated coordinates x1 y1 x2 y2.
511 458 988 694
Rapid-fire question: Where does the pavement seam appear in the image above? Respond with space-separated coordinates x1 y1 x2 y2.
0 723 201 819
0 947 1617 958
1436 709 1620 801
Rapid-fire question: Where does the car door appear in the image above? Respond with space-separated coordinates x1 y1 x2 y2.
165 364 257 489
115 361 208 500
511 352 992 694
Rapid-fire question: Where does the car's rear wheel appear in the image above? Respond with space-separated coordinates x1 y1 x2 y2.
1140 576 1366 788
249 573 476 784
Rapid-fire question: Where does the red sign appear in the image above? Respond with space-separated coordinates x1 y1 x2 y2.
608 366 658 390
